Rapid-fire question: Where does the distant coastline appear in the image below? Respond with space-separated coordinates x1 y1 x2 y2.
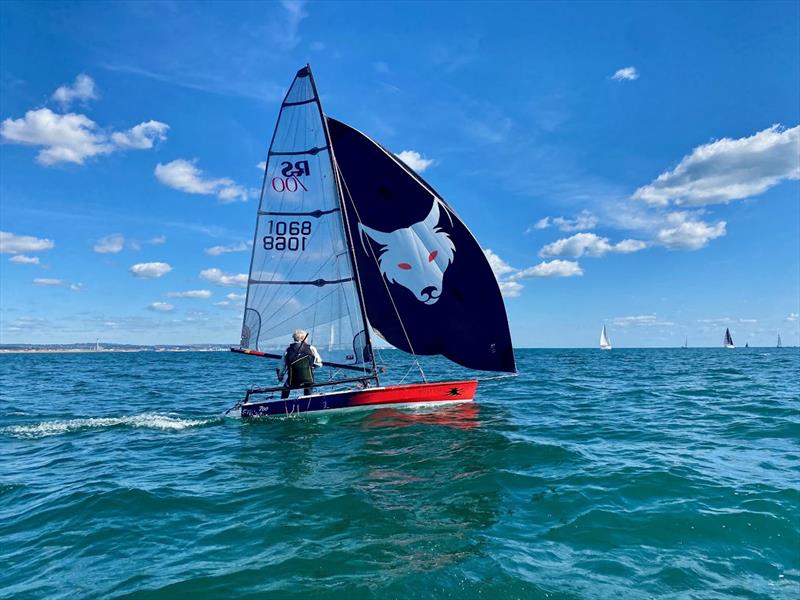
0 344 232 354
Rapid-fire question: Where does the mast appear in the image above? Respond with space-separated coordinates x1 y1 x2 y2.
306 65 379 383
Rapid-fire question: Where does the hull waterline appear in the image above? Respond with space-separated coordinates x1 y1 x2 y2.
240 379 478 418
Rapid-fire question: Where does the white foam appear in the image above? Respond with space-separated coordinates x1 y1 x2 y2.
1 414 215 439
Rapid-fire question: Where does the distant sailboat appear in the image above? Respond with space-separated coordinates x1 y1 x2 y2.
745 342 749 348
777 334 782 348
682 336 688 349
600 325 612 350
724 328 735 349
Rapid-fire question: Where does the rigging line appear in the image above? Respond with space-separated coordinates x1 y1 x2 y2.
337 164 427 383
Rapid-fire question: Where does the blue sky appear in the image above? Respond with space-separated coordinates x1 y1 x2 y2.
1 0 798 348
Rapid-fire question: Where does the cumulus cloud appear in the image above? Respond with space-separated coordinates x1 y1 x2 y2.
540 232 647 258
155 159 250 202
0 231 54 254
611 66 639 81
483 249 521 297
655 212 726 250
130 262 172 279
214 292 247 307
148 302 175 312
256 161 267 171
111 120 169 149
0 108 168 165
205 241 249 256
529 211 598 233
634 125 800 206
200 268 248 287
396 150 434 173
52 74 97 107
93 233 125 254
786 313 798 322
9 255 40 265
167 290 212 299
512 259 583 278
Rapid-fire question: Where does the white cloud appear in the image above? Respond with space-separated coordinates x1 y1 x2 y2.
0 108 169 166
655 212 726 250
130 262 172 278
154 159 250 202
200 268 248 287
148 302 175 312
93 233 125 254
633 125 800 206
33 278 63 286
111 120 169 149
167 290 212 299
513 260 583 279
787 313 798 322
214 292 247 307
540 232 647 258
498 280 523 298
611 315 674 327
532 217 550 230
396 150 434 173
611 66 639 81
529 211 598 233
9 255 40 265
129 235 166 251
483 249 522 298
52 74 97 107
0 231 54 254
484 249 517 278
256 161 267 171
277 0 308 49
205 241 249 256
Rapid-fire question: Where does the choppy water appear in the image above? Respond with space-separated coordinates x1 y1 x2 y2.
1 348 798 599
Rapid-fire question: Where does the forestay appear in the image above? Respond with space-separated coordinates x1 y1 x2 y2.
327 118 516 373
239 67 371 373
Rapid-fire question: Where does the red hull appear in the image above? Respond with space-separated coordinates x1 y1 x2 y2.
240 379 478 417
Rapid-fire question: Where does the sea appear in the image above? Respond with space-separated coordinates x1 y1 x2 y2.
1 348 798 599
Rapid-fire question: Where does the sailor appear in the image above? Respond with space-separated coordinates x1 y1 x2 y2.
280 329 323 399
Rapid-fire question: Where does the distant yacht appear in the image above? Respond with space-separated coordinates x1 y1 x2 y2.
682 336 688 349
745 342 749 348
600 325 612 350
777 334 782 348
724 328 735 349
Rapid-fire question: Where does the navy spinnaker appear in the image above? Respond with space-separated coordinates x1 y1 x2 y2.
327 118 516 373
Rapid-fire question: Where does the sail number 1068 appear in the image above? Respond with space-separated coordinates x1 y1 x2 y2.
263 220 312 251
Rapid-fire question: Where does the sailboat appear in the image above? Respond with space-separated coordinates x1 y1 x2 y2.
600 325 612 350
230 65 515 417
682 336 688 349
723 328 735 349
777 334 782 348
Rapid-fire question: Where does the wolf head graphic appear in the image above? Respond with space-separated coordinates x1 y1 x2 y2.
359 200 455 305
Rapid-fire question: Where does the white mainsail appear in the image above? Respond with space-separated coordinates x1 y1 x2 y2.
600 325 612 350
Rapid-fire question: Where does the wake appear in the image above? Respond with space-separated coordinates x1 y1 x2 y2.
1 413 219 439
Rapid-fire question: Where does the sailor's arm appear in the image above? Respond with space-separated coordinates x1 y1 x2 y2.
310 345 323 368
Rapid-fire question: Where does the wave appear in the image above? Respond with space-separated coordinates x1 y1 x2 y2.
1 413 217 439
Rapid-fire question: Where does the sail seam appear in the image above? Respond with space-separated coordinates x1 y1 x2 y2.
259 208 339 217
249 277 353 286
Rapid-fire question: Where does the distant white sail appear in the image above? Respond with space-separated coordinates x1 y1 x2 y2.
600 325 612 350
724 328 734 349
777 334 782 348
